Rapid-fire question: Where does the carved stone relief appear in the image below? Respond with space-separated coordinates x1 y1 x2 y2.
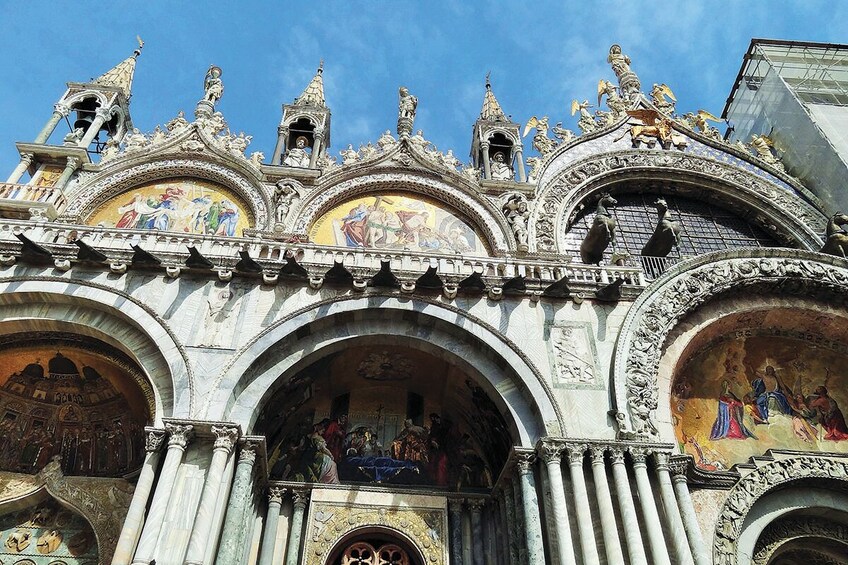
546 322 602 388
752 516 848 565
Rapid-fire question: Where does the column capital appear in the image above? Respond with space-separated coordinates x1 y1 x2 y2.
238 439 260 464
668 456 690 480
653 451 671 471
211 424 240 452
628 446 650 466
480 140 491 149
588 444 608 464
448 497 464 515
291 489 310 509
65 156 82 169
514 451 536 474
466 499 486 513
95 107 113 121
19 152 35 166
314 126 325 139
278 125 289 135
53 103 71 117
268 486 287 505
608 446 626 465
165 423 194 449
538 440 564 464
565 443 588 465
144 428 167 453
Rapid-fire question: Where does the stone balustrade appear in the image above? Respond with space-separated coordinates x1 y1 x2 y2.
0 218 647 292
0 183 66 220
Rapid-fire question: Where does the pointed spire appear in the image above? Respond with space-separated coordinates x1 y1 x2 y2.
480 72 508 122
293 61 326 108
92 36 144 98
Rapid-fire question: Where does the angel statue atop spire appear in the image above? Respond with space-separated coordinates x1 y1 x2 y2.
203 66 224 105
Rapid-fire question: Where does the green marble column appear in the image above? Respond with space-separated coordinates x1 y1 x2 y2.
216 440 259 564
284 489 309 565
515 452 546 565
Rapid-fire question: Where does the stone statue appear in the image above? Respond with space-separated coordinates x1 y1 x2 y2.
166 110 189 134
608 44 641 99
820 212 848 257
225 131 251 156
397 86 418 136
150 125 167 144
198 111 227 135
341 144 358 164
641 197 681 257
274 180 300 224
359 142 378 160
63 127 85 146
572 100 597 134
378 130 396 150
490 152 513 180
597 79 628 115
203 65 224 105
440 149 461 170
460 164 480 181
749 134 784 170
650 83 676 115
526 156 543 182
580 193 617 264
101 137 120 161
409 129 432 152
249 151 264 167
125 128 148 151
523 116 554 155
504 194 530 251
283 136 311 168
552 122 576 144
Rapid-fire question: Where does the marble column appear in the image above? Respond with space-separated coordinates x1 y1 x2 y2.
609 447 648 565
515 453 546 564
257 487 286 565
480 141 492 179
132 423 194 565
629 448 671 565
539 441 577 565
654 453 695 565
513 147 527 182
34 103 71 144
588 445 626 565
562 444 599 565
511 474 527 565
6 152 34 184
216 440 260 564
469 500 485 565
284 489 309 565
111 429 166 565
184 425 239 564
670 459 710 565
272 125 289 164
54 156 81 190
448 498 464 565
309 127 324 168
79 107 111 148
502 485 519 565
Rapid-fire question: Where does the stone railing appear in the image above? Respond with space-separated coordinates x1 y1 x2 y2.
0 219 648 293
0 182 66 207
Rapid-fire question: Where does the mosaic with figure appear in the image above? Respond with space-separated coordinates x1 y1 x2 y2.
88 177 252 236
0 498 98 564
257 347 510 489
309 193 486 255
672 333 848 471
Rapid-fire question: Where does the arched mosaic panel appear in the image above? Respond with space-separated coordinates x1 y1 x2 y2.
308 192 488 255
87 177 253 236
0 498 98 564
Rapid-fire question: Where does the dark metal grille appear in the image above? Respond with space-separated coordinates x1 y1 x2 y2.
562 193 780 263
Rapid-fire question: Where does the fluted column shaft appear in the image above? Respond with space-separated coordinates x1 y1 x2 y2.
540 442 577 565
258 487 285 565
112 429 166 565
448 499 464 565
481 141 492 179
6 153 34 184
284 490 309 565
516 453 546 565
610 448 648 565
132 424 194 565
34 104 70 144
562 444 599 565
630 448 671 565
184 426 239 564
588 446 626 565
655 453 695 565
217 441 260 564
671 463 710 565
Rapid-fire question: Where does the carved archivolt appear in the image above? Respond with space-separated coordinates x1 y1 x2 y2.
0 459 133 565
711 456 848 565
752 516 848 564
612 249 848 439
528 149 827 254
304 502 446 565
62 157 273 230
292 172 511 253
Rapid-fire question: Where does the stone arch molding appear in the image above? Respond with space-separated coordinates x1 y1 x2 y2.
311 515 437 565
527 149 827 254
207 296 563 443
62 157 273 230
712 456 848 565
611 248 848 439
752 516 848 564
0 276 193 422
292 171 512 253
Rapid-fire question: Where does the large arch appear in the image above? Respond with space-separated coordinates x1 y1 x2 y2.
611 249 848 439
206 295 563 444
0 276 192 422
528 148 828 254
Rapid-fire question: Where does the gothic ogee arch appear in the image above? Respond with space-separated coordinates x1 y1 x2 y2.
207 295 563 444
611 248 848 439
0 276 193 422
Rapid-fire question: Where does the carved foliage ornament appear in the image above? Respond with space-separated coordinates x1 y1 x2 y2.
712 456 848 565
614 250 848 439
529 150 825 254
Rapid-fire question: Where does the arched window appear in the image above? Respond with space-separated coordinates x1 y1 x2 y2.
340 541 410 565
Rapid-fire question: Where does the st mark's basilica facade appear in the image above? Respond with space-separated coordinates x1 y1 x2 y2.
0 37 846 565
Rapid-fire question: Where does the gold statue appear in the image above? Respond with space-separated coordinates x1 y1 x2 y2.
650 83 676 115
523 116 554 155
620 109 676 145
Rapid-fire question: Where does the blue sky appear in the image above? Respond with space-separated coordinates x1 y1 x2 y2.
0 1 845 169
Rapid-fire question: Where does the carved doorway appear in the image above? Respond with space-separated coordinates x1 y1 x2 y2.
327 532 422 565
